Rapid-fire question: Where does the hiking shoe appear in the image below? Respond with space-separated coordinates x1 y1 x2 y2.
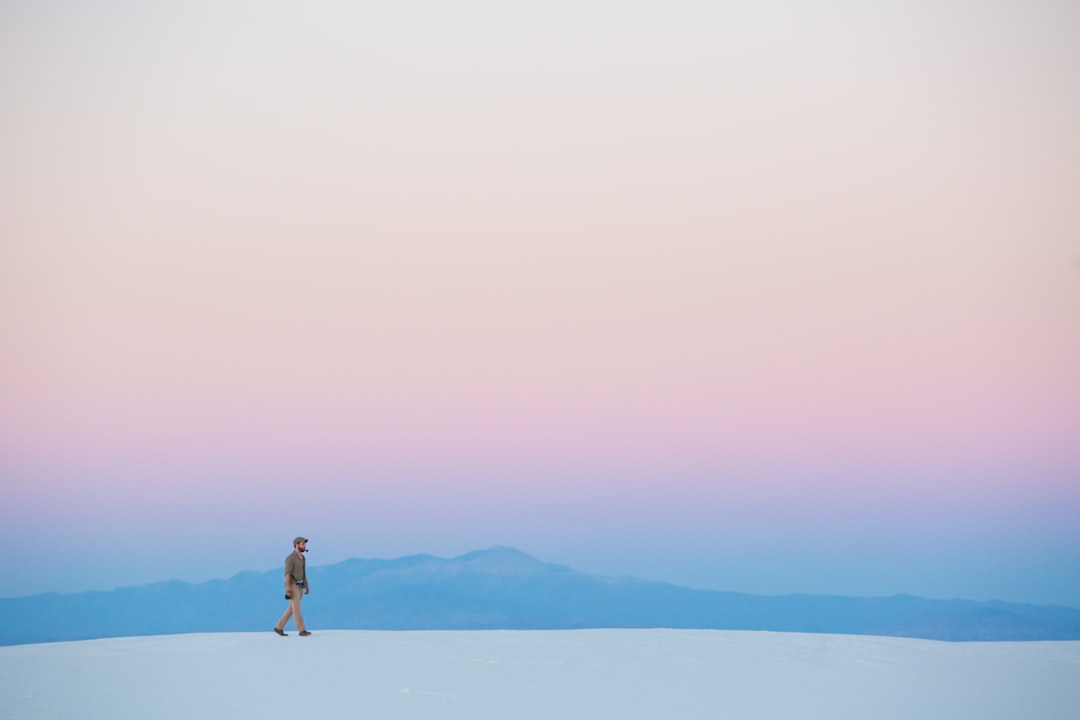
273 628 287 636
299 630 312 637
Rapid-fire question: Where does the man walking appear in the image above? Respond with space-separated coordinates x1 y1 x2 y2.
274 536 311 637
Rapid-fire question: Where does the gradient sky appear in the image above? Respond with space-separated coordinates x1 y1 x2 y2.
2 1 1078 607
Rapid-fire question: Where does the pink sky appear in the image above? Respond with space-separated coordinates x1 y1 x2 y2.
1 0 1078 604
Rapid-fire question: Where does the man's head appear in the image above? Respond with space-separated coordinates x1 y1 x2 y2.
293 537 309 552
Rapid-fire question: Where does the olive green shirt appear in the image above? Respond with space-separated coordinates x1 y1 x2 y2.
285 552 306 585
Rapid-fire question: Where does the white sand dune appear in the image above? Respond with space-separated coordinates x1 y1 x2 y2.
2 629 1078 719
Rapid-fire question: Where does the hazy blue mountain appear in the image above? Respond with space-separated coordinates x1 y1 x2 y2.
5 546 1079 646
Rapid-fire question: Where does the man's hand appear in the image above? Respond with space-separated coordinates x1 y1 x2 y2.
285 591 292 600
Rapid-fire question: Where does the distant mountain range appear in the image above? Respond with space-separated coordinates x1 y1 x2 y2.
5 546 1079 646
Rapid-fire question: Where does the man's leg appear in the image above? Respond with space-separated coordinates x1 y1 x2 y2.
292 589 306 632
275 602 293 632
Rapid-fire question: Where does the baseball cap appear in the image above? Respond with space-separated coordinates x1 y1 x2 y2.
293 536 309 545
